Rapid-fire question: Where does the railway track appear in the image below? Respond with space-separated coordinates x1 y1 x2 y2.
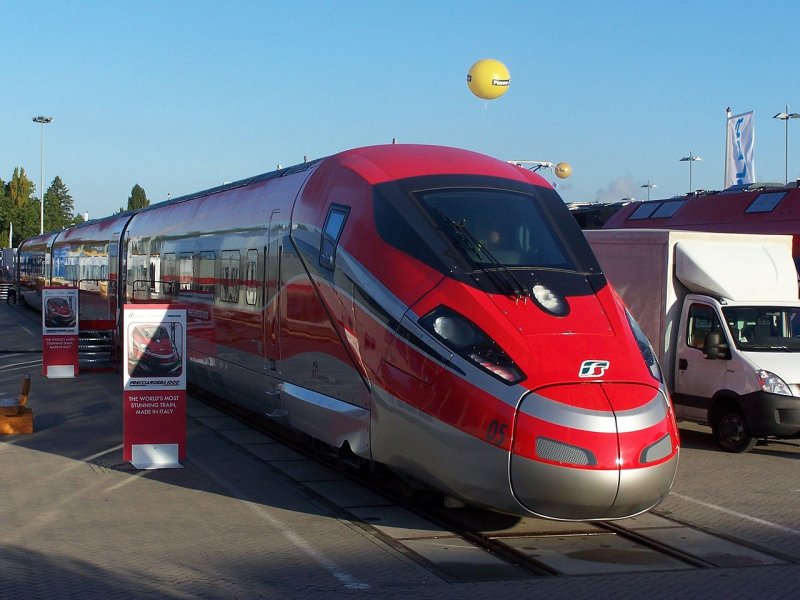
190 390 793 581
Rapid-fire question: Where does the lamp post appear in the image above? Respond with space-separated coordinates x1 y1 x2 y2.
640 181 656 201
32 116 54 235
773 105 800 186
679 151 702 193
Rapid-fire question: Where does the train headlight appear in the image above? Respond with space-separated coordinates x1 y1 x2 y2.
625 309 662 383
531 284 569 316
420 306 525 385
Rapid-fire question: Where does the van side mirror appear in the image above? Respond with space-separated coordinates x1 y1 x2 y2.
703 330 730 360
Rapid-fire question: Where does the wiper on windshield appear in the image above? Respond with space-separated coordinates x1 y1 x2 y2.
431 208 529 300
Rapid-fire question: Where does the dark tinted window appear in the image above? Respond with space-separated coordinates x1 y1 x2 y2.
745 192 786 213
651 200 684 218
320 204 349 269
418 188 575 269
628 203 660 219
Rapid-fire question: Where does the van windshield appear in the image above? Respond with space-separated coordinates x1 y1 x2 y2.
722 306 800 351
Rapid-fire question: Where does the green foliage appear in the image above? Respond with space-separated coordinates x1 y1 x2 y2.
0 168 83 246
1 168 38 245
127 184 149 210
8 167 34 208
0 181 9 246
44 176 75 232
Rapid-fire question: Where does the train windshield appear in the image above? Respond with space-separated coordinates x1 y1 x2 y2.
723 306 800 352
418 188 576 270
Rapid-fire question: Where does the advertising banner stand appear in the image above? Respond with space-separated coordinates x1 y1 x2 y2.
122 304 187 469
42 287 80 378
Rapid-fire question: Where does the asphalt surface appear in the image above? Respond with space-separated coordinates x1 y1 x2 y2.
1 300 798 599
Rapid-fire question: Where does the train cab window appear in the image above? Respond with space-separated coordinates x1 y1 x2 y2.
419 189 573 269
745 192 786 213
320 205 349 270
219 250 241 303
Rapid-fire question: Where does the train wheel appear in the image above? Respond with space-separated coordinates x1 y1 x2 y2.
713 406 757 453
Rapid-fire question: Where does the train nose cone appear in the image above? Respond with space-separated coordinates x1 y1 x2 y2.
510 382 679 520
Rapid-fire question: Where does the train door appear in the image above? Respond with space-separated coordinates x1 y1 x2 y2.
265 209 281 371
263 209 284 417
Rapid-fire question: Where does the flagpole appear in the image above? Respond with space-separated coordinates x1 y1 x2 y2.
724 106 732 188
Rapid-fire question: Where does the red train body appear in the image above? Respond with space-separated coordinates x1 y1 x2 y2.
18 144 679 519
601 185 800 271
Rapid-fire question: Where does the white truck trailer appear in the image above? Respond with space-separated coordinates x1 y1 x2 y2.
584 229 800 452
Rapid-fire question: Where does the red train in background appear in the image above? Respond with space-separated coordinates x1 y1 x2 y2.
17 144 679 520
600 184 800 273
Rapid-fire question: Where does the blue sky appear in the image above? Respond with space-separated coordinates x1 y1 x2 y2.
3 1 800 221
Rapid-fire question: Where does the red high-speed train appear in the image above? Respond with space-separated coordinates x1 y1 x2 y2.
17 144 679 520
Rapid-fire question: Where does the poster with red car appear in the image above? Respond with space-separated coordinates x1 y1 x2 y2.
41 287 79 378
123 304 187 468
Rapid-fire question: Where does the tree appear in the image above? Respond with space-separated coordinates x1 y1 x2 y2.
44 176 76 232
1 169 84 245
0 178 9 245
127 184 149 211
8 167 34 208
1 168 39 246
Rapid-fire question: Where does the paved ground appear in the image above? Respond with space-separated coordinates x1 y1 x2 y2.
1 301 798 599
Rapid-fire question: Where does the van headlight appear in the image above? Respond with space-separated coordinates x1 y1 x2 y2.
625 309 663 383
757 370 792 396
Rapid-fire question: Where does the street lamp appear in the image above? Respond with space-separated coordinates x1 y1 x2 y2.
679 151 702 193
32 115 54 235
640 181 657 201
773 105 800 186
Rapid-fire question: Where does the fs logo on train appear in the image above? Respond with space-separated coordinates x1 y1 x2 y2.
578 359 610 378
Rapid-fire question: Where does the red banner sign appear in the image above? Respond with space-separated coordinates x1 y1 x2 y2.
41 287 79 378
122 304 187 469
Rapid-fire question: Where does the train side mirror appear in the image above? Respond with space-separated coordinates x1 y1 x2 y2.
703 330 730 360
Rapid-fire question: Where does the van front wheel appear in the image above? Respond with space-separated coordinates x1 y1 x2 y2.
713 406 757 453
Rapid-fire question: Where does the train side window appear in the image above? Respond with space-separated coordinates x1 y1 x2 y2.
245 249 258 306
220 250 241 303
179 252 193 293
320 204 350 270
194 251 215 299
163 253 177 296
149 254 160 294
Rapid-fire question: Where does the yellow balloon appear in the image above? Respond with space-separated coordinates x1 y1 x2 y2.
555 162 572 179
467 59 510 100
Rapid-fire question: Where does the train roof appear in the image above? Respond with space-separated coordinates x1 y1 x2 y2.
139 144 552 212
600 183 800 234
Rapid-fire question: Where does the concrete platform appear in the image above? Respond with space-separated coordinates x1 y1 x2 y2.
1 301 798 599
